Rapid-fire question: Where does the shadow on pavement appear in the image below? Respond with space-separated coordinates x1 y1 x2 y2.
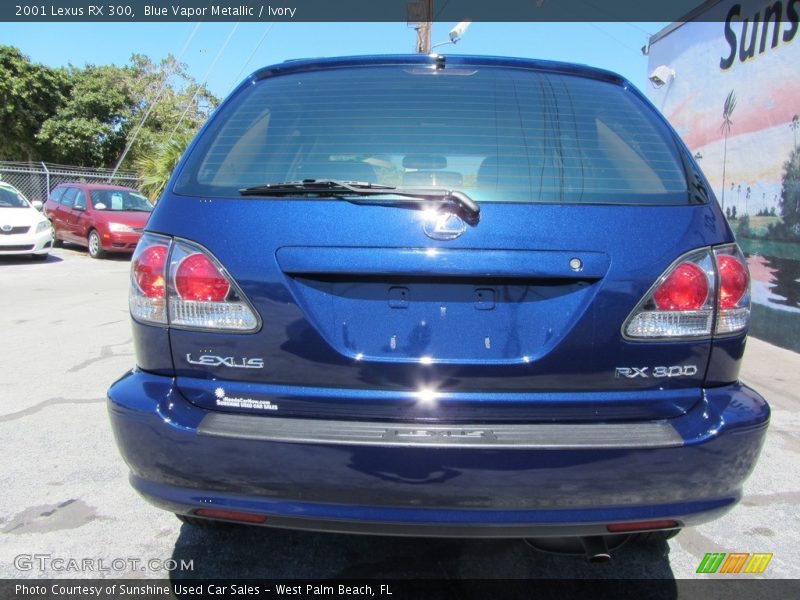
56 243 132 261
0 253 63 265
170 523 676 593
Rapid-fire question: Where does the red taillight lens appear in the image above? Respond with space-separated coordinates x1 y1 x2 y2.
718 255 748 308
607 519 679 533
653 262 709 311
175 253 230 302
194 509 267 524
133 245 168 298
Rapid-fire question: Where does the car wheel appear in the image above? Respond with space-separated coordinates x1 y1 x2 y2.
176 514 233 529
30 253 48 261
88 230 105 259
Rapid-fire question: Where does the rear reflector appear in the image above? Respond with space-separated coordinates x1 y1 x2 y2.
194 509 267 524
607 519 679 533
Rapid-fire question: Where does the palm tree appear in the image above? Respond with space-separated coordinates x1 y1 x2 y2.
745 185 751 216
792 114 799 150
135 130 195 202
720 90 737 212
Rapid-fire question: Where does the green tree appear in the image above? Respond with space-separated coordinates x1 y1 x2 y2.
119 54 217 168
0 46 218 168
780 147 800 236
135 129 195 202
36 64 134 166
37 54 218 168
0 45 69 161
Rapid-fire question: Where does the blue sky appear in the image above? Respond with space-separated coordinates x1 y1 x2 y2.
0 21 668 98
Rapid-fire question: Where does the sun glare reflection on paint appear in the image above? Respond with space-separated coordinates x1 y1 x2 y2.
416 387 439 407
419 356 434 365
420 206 440 223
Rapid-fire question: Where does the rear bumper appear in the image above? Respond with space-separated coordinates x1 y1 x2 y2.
107 371 769 537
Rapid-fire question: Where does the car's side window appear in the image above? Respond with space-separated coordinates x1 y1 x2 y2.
49 187 65 204
60 187 78 208
73 190 87 210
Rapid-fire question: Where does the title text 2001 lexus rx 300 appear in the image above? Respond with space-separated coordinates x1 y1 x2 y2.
108 55 769 558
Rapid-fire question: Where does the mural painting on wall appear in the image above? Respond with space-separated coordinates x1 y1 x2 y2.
647 2 800 351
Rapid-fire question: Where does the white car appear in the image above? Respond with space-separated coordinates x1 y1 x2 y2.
0 182 54 260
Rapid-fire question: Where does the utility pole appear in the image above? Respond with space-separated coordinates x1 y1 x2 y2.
412 0 433 53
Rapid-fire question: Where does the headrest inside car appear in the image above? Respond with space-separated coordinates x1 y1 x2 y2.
402 154 447 170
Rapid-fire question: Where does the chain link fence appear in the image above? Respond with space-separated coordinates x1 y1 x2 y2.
0 161 140 203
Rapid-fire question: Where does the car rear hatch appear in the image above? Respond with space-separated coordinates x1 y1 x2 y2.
141 56 735 423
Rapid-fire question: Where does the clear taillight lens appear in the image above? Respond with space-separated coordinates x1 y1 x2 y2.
714 245 750 335
129 233 170 325
129 235 259 332
624 249 716 339
167 239 259 331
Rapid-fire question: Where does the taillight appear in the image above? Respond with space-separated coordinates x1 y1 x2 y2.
129 235 259 332
717 255 748 309
653 262 708 311
129 233 170 325
175 254 230 302
134 245 168 298
167 239 259 331
714 246 750 335
623 244 750 340
624 249 716 339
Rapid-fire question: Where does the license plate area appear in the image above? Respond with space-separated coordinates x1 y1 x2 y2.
289 276 596 364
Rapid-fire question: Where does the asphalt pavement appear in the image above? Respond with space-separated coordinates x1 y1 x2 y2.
1 246 798 582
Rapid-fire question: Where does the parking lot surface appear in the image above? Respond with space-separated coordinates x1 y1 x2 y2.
1 247 798 581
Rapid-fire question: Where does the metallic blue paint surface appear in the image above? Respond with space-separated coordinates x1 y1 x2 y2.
108 369 768 532
108 55 770 534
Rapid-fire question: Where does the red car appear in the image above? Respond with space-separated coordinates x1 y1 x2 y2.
44 184 153 259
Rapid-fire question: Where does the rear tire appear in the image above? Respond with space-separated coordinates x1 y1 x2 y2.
88 229 105 259
176 514 233 529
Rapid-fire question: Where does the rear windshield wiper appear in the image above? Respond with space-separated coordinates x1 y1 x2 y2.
239 179 480 224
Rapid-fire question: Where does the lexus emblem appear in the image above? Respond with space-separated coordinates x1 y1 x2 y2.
423 212 466 241
1 224 11 232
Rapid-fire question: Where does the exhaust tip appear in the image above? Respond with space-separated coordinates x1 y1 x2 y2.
587 552 612 564
581 536 611 563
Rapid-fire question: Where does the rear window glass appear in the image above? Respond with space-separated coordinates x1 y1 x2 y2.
174 65 688 204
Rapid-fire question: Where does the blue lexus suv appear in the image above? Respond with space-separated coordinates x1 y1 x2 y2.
108 54 769 558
